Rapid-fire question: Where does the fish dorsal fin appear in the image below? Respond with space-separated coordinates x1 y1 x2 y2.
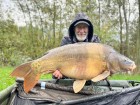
24 71 41 93
91 70 110 82
73 80 86 93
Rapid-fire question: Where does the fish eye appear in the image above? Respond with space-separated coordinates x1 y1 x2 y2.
122 59 126 62
122 59 129 64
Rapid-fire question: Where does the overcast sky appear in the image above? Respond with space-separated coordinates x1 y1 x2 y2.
1 0 138 26
1 0 27 26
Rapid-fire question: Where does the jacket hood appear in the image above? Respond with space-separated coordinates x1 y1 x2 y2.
68 12 94 42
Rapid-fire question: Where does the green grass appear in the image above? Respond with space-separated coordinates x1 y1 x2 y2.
109 73 140 81
0 67 52 91
0 67 140 91
0 67 15 91
41 74 52 79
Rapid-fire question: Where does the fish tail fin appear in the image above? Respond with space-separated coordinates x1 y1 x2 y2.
24 70 40 93
11 61 32 78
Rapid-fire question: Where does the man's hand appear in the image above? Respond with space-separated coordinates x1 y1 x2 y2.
53 70 63 79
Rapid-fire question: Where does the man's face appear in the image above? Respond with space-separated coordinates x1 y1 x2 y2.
75 23 89 41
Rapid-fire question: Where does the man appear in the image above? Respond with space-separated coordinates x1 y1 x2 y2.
53 12 100 79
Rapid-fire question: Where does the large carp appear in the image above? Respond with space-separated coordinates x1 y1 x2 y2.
11 43 136 93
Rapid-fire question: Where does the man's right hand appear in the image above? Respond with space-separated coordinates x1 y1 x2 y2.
53 70 63 79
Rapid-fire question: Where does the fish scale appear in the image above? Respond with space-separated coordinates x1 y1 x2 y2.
11 43 136 93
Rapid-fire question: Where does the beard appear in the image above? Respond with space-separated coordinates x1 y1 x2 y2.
75 33 88 41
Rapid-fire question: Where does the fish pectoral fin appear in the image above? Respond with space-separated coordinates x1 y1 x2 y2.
73 80 86 93
24 71 40 93
91 70 110 82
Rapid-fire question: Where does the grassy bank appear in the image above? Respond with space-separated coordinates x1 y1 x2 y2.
0 67 140 91
109 73 140 81
0 67 52 91
0 67 15 91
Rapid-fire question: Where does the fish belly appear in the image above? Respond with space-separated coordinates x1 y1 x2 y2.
59 58 107 80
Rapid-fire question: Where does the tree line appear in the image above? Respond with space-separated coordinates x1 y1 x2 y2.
0 0 140 72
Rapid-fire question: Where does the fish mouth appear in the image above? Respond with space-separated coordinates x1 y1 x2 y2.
129 64 136 71
123 64 136 72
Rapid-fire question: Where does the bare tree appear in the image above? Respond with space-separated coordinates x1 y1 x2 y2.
98 0 101 38
52 1 56 45
136 0 140 71
117 0 123 54
122 0 129 56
